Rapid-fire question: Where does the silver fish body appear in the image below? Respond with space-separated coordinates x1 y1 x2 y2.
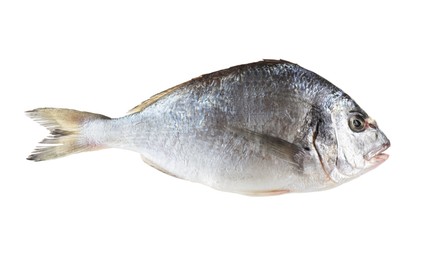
27 59 390 195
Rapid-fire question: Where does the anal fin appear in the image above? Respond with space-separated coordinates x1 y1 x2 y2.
241 190 291 196
141 156 183 180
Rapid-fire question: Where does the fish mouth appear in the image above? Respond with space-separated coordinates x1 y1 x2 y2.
364 141 390 163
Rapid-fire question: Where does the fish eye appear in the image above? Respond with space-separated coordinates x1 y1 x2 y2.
348 114 365 132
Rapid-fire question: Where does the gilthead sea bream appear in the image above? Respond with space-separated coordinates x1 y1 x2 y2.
27 59 390 195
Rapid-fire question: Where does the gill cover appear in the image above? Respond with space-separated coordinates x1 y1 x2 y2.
310 110 339 183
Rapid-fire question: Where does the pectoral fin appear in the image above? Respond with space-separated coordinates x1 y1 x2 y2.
228 127 306 169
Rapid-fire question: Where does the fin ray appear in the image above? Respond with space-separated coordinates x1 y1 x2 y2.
26 108 110 161
128 83 184 114
228 127 305 169
141 156 184 180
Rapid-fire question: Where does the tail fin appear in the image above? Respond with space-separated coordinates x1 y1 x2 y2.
26 108 110 161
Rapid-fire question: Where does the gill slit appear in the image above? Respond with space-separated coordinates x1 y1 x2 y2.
312 120 335 183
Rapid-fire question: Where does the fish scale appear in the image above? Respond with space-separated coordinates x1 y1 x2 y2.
26 59 390 195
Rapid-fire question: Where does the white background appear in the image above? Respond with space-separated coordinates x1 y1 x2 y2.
1 1 421 259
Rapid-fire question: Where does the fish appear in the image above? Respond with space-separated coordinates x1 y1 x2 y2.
26 59 390 196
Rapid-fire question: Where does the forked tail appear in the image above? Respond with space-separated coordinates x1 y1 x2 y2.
26 108 110 161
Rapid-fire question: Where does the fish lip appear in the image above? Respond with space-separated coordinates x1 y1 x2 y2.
364 142 391 162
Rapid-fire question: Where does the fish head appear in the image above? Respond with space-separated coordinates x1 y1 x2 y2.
328 100 390 183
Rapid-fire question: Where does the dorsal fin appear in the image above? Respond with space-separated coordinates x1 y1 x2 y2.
128 59 296 114
128 83 184 114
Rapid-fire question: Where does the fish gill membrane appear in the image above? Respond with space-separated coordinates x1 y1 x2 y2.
26 60 390 195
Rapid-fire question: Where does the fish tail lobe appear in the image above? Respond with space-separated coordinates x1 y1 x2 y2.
26 108 111 161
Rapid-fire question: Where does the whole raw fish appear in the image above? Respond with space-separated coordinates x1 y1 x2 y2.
27 59 390 195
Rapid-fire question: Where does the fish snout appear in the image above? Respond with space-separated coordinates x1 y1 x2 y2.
364 138 390 163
